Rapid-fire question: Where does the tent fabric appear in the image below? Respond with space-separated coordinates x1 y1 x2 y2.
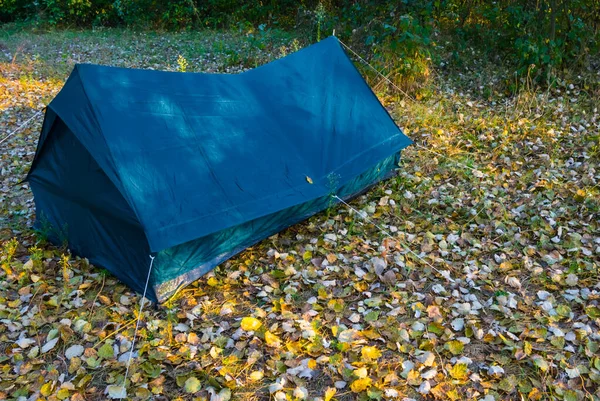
26 36 412 302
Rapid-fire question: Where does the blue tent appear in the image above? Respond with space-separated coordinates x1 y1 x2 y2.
26 37 412 302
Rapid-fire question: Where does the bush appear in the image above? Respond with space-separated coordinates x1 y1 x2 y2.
447 0 599 83
0 0 37 22
333 1 436 95
1 0 598 91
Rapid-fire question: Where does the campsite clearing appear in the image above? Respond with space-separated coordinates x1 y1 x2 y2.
1 28 599 400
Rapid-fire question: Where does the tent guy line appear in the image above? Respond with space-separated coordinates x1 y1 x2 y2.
412 143 483 174
0 110 43 146
337 37 486 176
122 255 155 392
333 195 456 283
336 37 415 102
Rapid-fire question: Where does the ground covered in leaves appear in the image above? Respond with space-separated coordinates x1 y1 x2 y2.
1 27 599 401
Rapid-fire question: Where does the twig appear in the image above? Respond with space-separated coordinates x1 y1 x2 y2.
89 274 106 314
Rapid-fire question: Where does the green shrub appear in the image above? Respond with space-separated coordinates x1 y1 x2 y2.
1 0 597 91
445 0 598 83
0 0 35 22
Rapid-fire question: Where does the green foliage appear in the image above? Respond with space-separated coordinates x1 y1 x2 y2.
0 0 303 28
41 0 116 26
356 7 434 93
1 0 598 91
0 238 19 276
444 0 599 84
315 2 326 42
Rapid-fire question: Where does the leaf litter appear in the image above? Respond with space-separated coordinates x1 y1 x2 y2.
0 29 599 400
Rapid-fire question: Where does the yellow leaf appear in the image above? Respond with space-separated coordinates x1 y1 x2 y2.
327 299 345 313
331 326 339 337
350 377 372 393
209 346 222 358
362 329 380 340
324 387 336 401
249 371 264 381
240 317 262 331
306 176 313 184
574 189 587 202
354 367 368 379
361 346 382 360
264 331 281 347
531 355 549 372
446 389 460 400
529 387 542 400
207 276 218 286
406 369 420 386
56 388 70 400
40 382 54 396
307 359 317 369
184 377 201 393
445 340 464 355
449 363 468 380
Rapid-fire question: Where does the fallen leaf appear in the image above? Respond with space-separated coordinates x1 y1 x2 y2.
350 377 372 393
42 338 59 353
65 344 85 360
184 377 201 393
106 385 127 399
240 317 262 331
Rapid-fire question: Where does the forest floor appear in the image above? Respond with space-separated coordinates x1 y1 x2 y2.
0 27 599 401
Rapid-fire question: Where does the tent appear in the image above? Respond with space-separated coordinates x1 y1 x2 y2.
25 37 412 302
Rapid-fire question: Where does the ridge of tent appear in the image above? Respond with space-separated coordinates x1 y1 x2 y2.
248 37 408 141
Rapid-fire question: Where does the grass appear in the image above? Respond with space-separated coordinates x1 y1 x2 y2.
0 24 599 401
1 24 294 80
